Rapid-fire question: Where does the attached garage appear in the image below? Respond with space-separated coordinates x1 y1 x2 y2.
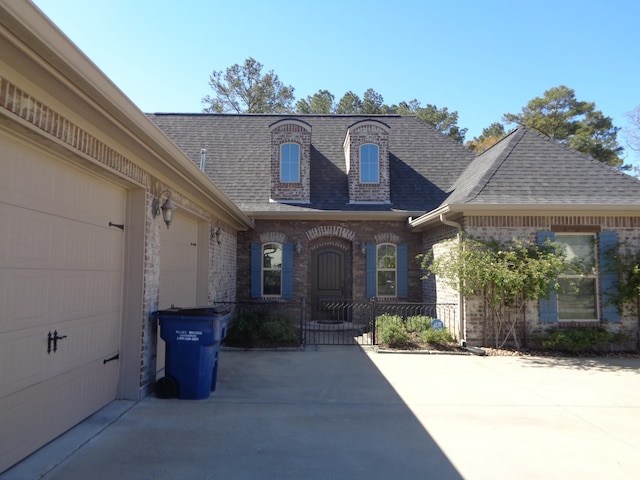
0 132 125 470
157 213 199 374
0 2 253 473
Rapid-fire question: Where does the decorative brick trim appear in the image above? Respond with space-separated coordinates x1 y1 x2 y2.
0 76 149 186
464 215 640 229
374 232 401 244
259 232 287 244
306 226 356 241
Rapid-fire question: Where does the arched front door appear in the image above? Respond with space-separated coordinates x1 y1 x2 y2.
311 247 345 321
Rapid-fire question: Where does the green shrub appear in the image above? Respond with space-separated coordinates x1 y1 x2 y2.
405 315 432 333
537 326 614 354
376 314 412 348
420 328 454 345
224 311 299 348
375 314 454 348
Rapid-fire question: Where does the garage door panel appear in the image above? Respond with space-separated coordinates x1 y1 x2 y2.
0 138 125 227
0 203 124 271
0 326 46 398
0 270 50 333
0 134 126 473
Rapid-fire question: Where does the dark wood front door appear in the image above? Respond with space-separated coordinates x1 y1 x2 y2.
312 247 345 321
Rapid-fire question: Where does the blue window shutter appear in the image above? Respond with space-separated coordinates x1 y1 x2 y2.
537 231 558 323
282 243 294 299
366 244 377 298
251 243 261 298
599 231 620 323
397 243 408 298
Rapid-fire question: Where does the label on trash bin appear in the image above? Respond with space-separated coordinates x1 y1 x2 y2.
175 330 203 341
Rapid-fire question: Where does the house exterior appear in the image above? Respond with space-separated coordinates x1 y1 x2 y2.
150 115 640 349
0 2 252 472
3 0 640 474
148 114 474 324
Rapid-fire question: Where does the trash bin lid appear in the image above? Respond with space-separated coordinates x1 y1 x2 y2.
153 306 230 316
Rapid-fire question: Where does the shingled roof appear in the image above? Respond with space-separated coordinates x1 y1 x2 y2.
148 114 476 216
445 127 640 207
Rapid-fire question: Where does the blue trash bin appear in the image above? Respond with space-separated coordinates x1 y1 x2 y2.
153 306 230 400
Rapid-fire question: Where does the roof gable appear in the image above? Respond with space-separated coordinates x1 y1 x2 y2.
445 127 640 207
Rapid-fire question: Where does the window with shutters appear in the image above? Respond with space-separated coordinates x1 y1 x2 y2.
262 243 283 296
377 244 396 297
556 234 598 321
538 230 619 324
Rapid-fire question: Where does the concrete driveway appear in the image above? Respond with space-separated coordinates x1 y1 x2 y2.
3 346 640 479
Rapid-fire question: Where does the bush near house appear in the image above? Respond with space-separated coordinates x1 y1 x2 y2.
376 314 454 349
533 326 632 354
223 311 300 348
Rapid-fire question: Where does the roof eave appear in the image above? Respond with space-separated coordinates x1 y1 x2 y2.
248 209 426 222
409 203 640 231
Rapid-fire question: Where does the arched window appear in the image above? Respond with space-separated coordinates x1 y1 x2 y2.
360 143 379 183
262 243 283 296
376 244 396 296
280 143 300 183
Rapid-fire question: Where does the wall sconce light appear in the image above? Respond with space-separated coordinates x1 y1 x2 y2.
359 241 367 255
211 226 222 245
295 240 302 254
152 190 175 228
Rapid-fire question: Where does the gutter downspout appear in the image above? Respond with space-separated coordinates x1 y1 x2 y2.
439 214 466 346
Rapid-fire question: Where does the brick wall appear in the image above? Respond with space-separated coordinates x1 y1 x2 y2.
237 219 423 320
270 120 311 201
425 214 640 348
344 121 390 203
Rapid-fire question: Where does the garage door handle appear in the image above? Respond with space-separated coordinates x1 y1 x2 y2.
103 353 120 364
52 330 67 352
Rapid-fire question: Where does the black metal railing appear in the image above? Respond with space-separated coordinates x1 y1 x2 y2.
213 298 458 347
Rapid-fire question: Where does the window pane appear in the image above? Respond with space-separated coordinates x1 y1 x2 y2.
558 234 595 272
377 244 396 268
360 144 379 183
558 278 597 320
280 143 300 183
263 244 282 269
378 271 395 296
263 271 282 295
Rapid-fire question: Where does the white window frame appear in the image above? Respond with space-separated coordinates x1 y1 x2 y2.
262 242 283 297
556 233 599 322
359 143 379 184
280 143 300 183
376 243 397 298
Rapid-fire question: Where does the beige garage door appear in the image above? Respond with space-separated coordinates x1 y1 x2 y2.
157 213 198 374
0 133 125 473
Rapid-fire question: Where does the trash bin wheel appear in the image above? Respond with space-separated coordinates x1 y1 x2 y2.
155 375 179 399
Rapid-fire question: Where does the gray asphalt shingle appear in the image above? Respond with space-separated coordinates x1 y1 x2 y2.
148 114 476 213
446 127 640 206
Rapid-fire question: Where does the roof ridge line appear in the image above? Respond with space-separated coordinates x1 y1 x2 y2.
464 127 527 202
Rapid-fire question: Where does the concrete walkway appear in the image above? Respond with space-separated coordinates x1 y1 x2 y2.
3 346 640 479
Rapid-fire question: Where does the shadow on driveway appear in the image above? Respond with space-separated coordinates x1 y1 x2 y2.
5 346 461 480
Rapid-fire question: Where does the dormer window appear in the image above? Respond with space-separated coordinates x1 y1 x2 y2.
344 120 390 203
269 119 311 202
360 144 379 183
280 143 300 183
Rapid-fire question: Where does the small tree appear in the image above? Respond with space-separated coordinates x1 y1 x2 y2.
422 236 571 349
609 245 640 349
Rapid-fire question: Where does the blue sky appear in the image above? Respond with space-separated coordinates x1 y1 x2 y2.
33 0 640 161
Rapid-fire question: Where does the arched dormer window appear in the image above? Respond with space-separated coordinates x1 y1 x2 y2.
360 143 379 183
280 143 300 183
